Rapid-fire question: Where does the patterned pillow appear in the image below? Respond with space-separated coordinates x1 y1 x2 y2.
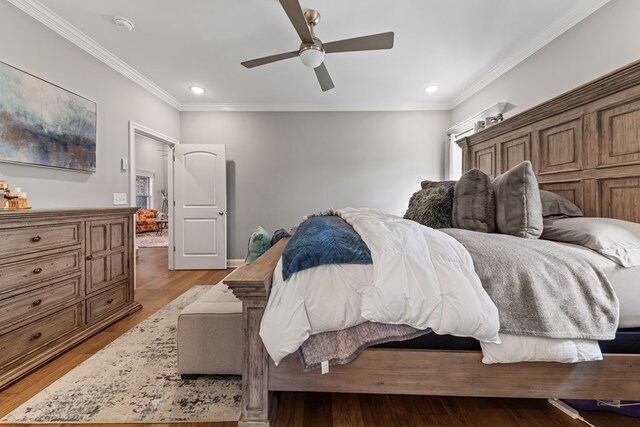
404 182 455 229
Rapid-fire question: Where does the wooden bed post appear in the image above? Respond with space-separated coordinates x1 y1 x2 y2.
224 238 290 427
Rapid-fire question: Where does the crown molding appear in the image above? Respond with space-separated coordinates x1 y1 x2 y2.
9 0 608 113
179 102 452 112
450 0 610 109
7 0 182 110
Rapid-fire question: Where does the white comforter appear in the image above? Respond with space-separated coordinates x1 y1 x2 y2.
260 208 501 365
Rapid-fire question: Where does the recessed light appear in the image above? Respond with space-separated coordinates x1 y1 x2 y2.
189 85 206 95
424 85 439 94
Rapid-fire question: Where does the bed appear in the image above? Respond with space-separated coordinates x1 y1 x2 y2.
224 59 640 427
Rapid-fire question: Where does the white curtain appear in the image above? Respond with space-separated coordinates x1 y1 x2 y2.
448 134 463 180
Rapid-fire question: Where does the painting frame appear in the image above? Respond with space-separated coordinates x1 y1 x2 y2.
0 60 97 173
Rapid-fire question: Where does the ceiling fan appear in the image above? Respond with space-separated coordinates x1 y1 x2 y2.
241 0 394 92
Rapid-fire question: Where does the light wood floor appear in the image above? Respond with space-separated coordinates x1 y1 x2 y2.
0 248 635 427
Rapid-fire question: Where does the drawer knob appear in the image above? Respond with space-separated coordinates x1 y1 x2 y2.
32 299 42 307
30 332 42 341
86 255 93 261
33 267 43 274
106 298 114 304
31 236 41 242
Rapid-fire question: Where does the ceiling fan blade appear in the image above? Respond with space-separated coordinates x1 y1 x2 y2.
241 50 299 68
279 0 314 44
314 63 335 92
323 31 394 54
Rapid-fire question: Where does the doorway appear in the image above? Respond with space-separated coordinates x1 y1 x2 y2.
128 121 178 270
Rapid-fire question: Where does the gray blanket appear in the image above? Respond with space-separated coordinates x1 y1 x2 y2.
298 322 429 372
442 228 619 340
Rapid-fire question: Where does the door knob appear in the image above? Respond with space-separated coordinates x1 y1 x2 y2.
219 211 225 215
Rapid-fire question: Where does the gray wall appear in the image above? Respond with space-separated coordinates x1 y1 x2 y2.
0 2 180 208
135 135 169 211
451 0 640 124
181 111 450 259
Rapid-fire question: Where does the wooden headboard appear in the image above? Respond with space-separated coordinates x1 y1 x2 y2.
456 60 640 223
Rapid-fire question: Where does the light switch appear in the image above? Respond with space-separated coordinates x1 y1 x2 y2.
121 158 128 171
113 193 128 205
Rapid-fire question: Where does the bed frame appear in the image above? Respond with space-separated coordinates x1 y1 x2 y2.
224 59 640 427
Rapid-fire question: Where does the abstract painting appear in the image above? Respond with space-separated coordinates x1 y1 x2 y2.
0 61 97 172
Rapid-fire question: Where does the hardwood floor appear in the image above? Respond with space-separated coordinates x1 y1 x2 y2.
0 248 635 427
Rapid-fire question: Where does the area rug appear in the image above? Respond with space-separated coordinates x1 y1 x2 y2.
136 230 169 248
2 286 241 424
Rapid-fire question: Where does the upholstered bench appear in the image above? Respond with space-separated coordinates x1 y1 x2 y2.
177 283 243 378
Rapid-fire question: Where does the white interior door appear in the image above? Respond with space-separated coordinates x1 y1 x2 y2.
173 144 227 270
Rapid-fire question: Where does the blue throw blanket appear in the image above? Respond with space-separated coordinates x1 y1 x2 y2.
282 215 372 281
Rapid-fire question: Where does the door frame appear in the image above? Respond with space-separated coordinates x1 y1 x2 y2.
128 121 180 270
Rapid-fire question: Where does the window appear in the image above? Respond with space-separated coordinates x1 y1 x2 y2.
446 102 510 180
448 134 463 180
136 175 153 209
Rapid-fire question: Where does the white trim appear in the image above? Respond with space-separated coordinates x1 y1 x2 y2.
7 0 182 109
179 102 452 112
9 0 609 112
227 259 245 268
450 0 610 108
129 121 179 270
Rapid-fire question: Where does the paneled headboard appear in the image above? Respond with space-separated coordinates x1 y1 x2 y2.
456 60 640 223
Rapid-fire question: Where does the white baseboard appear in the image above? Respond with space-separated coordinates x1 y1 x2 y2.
227 259 244 268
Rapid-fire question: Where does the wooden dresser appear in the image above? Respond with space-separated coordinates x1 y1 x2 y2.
0 208 141 389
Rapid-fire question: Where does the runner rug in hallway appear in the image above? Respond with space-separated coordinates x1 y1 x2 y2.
136 229 169 248
2 285 241 424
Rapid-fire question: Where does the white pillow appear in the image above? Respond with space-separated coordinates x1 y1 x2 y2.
481 334 602 364
541 217 640 267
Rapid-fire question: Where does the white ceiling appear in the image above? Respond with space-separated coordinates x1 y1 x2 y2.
15 0 608 111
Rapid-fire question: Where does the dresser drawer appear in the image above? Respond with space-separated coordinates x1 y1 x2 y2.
86 282 129 323
0 276 81 330
0 304 82 367
0 250 82 294
0 223 81 259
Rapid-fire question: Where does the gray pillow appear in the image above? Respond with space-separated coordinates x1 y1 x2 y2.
492 161 543 238
542 217 640 267
539 190 583 218
404 183 455 229
452 169 495 233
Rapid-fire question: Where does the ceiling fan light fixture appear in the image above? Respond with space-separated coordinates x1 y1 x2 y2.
299 45 325 69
